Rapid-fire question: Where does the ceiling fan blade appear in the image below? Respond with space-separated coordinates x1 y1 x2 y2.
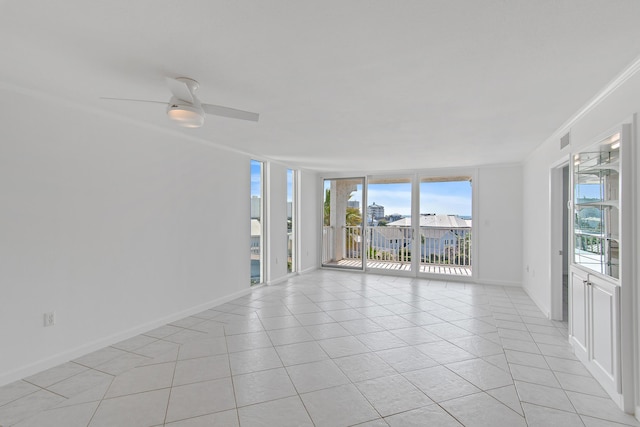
100 97 167 105
201 103 259 122
166 77 195 103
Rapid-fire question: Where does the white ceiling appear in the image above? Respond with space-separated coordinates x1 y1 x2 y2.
2 1 640 172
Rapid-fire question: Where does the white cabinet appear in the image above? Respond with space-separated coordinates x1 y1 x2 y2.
569 268 588 354
569 267 620 395
569 125 631 410
589 275 619 389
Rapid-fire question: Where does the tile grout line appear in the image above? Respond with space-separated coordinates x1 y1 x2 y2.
225 319 244 427
161 339 180 426
84 375 115 427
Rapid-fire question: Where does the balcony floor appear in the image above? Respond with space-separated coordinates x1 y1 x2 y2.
326 259 472 276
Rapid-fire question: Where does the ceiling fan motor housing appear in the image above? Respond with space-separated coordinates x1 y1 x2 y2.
167 97 205 128
175 77 199 94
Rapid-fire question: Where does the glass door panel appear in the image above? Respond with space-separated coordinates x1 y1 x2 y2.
419 176 472 276
366 177 413 272
573 133 620 278
322 178 364 270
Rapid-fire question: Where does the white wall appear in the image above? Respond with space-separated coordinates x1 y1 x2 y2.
521 138 569 314
298 170 320 273
476 165 523 286
0 87 255 385
264 164 320 282
266 163 288 282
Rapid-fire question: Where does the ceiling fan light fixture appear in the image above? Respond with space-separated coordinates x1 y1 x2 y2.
167 103 205 128
102 77 258 127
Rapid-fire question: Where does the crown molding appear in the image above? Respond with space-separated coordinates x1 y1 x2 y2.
528 53 640 160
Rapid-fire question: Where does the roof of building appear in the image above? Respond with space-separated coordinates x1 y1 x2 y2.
251 219 261 236
387 215 471 228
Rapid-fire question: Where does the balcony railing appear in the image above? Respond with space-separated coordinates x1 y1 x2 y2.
419 226 471 267
322 225 472 274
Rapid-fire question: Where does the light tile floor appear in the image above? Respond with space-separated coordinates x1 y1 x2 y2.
1 270 639 427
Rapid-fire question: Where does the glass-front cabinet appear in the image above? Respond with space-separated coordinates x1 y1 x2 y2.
568 125 631 410
573 134 620 278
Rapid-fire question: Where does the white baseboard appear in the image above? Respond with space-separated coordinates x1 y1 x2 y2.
476 278 522 287
298 266 318 275
267 273 294 286
0 287 252 387
522 285 551 319
267 267 319 285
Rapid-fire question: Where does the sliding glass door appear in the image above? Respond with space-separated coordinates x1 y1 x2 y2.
366 177 414 273
419 176 473 276
321 173 474 278
321 178 364 270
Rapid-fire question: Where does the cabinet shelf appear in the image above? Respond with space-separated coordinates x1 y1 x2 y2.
575 200 619 209
574 230 619 242
575 161 619 175
572 133 620 281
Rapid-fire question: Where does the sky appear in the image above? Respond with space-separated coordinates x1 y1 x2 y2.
575 183 603 200
323 179 473 217
251 160 295 202
250 160 262 198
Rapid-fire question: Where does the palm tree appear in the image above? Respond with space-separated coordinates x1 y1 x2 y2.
346 206 362 226
324 189 362 226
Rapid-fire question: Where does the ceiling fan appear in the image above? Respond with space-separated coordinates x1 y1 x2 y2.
102 77 259 128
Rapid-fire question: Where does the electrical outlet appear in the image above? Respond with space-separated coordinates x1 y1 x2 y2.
44 311 56 327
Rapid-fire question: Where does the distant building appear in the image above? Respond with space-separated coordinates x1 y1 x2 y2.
367 202 385 220
251 196 261 218
347 200 360 209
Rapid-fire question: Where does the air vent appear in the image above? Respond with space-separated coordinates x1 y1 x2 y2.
560 132 570 149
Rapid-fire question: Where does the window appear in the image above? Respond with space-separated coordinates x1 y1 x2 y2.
287 169 296 274
250 160 264 285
